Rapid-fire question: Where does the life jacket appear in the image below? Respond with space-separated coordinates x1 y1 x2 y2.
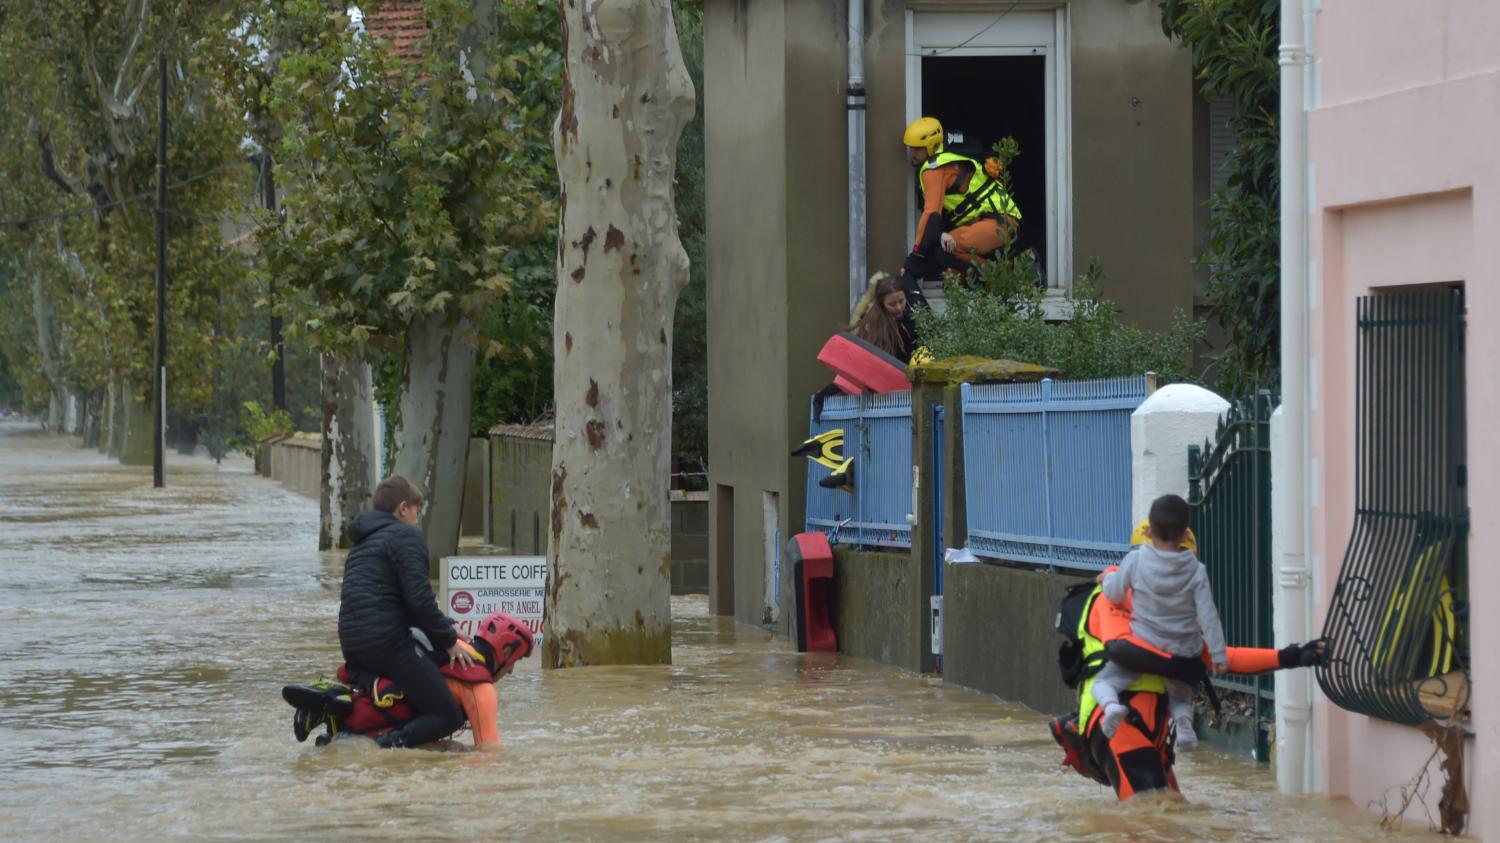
1055 579 1107 689
329 641 494 738
1051 584 1181 800
920 151 1022 228
1057 579 1220 728
1067 585 1168 733
439 640 496 684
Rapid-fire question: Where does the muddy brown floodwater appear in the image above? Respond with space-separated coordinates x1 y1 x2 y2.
0 422 1440 841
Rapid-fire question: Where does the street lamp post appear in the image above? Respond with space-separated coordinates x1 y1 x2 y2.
153 51 168 488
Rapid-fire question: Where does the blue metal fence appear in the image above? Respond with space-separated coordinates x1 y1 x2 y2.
804 391 913 548
961 376 1149 571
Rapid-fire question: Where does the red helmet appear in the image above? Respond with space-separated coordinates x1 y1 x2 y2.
473 611 534 677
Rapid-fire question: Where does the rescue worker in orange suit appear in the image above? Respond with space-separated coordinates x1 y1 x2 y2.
1048 522 1327 800
899 116 1021 307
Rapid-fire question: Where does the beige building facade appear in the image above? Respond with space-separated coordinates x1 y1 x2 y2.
705 1 1204 625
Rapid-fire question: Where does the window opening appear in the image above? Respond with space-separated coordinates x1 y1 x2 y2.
713 484 735 615
762 490 781 626
1317 286 1470 726
906 8 1070 295
920 54 1047 276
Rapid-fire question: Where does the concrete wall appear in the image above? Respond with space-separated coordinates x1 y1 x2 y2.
487 431 554 555
262 432 321 500
461 438 487 539
829 547 925 673
705 0 790 623
943 560 1080 715
261 434 486 525
486 428 709 592
1069 0 1196 332
1307 2 1498 834
706 0 1200 626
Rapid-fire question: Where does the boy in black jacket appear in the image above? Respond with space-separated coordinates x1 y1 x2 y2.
338 475 475 748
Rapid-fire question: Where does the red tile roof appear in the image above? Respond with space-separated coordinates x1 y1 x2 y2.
363 1 430 63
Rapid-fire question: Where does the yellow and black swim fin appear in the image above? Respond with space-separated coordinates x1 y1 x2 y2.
819 457 854 493
792 428 844 470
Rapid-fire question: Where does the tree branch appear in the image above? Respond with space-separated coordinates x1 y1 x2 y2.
112 0 151 108
121 55 156 113
38 133 77 196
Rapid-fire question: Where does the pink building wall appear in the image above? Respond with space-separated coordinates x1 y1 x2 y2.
1308 1 1498 836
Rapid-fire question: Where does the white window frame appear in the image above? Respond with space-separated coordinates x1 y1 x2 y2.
905 6 1073 310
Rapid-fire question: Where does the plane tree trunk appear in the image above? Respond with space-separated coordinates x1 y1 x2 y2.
319 352 379 550
544 0 695 667
391 311 477 572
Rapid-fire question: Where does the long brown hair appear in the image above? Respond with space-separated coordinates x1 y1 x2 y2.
847 274 906 359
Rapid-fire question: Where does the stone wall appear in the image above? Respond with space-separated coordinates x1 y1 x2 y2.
487 426 553 555
943 560 1083 715
260 432 321 499
827 547 924 673
259 434 486 518
486 424 710 592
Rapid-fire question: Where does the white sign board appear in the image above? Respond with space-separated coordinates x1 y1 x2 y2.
442 555 546 650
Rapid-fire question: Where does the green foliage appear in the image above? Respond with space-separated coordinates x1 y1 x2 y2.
469 240 556 434
0 255 38 410
467 1 563 436
671 0 707 466
0 357 19 410
916 253 1205 383
1160 0 1281 392
254 0 555 354
0 0 268 436
249 0 562 455
990 136 1020 192
229 399 293 457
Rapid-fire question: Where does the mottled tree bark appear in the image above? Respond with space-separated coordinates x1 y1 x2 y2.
29 254 65 433
106 380 126 459
319 352 378 550
81 392 101 448
119 386 152 466
545 0 694 667
391 311 477 572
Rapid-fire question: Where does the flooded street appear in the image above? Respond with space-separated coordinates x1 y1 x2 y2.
0 421 1436 842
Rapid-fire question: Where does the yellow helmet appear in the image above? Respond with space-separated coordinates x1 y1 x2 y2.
903 117 944 156
1130 518 1198 553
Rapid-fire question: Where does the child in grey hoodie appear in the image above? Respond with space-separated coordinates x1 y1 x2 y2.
1092 494 1228 751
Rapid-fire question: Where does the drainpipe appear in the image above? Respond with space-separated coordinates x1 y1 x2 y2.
847 0 867 315
1275 0 1313 796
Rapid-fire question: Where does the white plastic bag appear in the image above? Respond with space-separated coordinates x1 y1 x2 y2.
943 547 978 565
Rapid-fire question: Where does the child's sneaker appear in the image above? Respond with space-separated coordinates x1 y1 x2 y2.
1100 703 1129 738
1174 714 1199 752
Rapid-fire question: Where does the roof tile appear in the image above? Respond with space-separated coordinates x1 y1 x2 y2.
364 1 430 63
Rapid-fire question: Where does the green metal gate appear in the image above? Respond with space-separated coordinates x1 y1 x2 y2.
1188 390 1276 758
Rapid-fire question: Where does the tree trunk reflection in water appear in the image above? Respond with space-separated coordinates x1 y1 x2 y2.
0 422 1433 841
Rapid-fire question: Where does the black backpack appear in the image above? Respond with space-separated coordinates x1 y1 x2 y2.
1055 580 1105 689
